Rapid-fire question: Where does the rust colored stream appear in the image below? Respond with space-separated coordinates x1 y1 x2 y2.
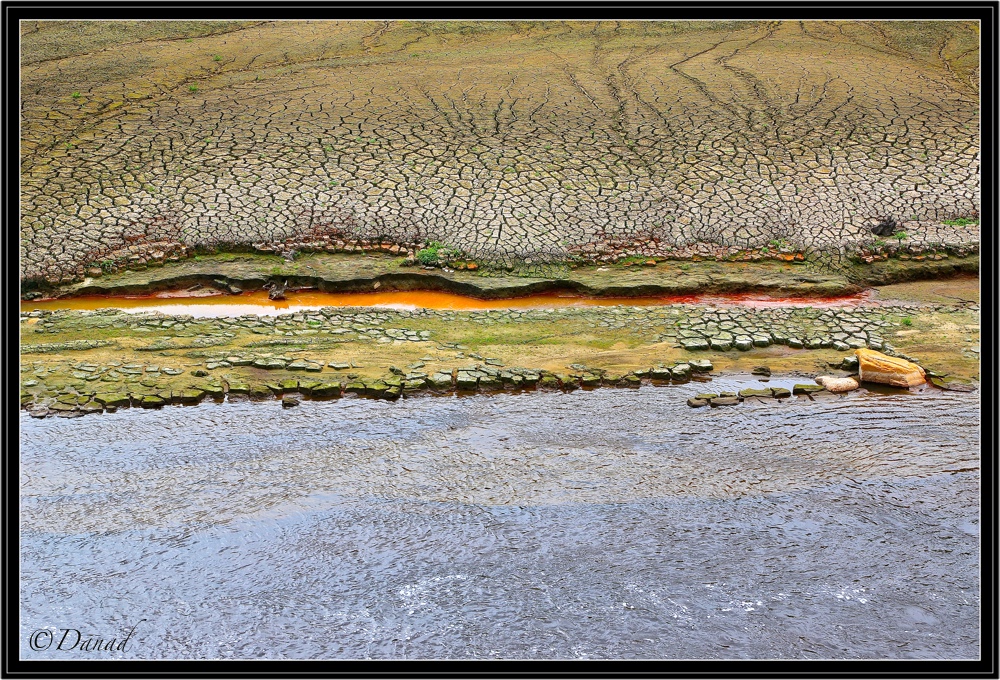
21 288 873 317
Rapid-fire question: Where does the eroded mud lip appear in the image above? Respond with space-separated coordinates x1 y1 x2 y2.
20 288 876 317
153 287 228 298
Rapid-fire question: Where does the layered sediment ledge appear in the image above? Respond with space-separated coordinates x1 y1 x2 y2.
25 252 981 301
20 275 980 418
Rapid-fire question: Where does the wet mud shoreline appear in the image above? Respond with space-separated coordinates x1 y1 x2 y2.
20 272 979 419
24 252 980 302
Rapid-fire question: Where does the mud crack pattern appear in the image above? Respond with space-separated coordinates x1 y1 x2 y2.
21 21 979 283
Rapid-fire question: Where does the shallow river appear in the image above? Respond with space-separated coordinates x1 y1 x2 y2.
20 382 980 659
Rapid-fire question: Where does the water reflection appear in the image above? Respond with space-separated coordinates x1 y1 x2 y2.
20 386 979 659
21 289 873 317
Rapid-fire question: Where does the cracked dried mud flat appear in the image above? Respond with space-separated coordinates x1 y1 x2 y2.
20 20 979 285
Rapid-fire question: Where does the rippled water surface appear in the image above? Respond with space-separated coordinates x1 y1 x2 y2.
20 384 980 659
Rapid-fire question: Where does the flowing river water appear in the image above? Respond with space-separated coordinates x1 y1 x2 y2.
19 380 980 660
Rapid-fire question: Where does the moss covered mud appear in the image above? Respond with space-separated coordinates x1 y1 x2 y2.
20 274 979 417
30 251 981 301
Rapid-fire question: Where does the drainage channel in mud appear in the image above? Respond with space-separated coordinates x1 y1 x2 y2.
20 288 875 317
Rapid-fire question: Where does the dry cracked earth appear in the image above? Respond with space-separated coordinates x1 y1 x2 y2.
20 20 980 284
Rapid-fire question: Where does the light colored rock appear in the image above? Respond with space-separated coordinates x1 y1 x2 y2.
856 349 926 387
670 364 691 380
815 376 860 392
689 359 713 372
650 366 672 379
682 338 709 351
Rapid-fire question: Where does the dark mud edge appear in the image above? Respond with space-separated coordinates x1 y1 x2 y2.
24 369 978 420
25 255 980 301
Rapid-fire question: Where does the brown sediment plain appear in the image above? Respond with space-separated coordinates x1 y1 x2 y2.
20 20 979 286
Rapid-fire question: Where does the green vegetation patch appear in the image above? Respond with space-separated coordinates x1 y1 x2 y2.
416 241 462 266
